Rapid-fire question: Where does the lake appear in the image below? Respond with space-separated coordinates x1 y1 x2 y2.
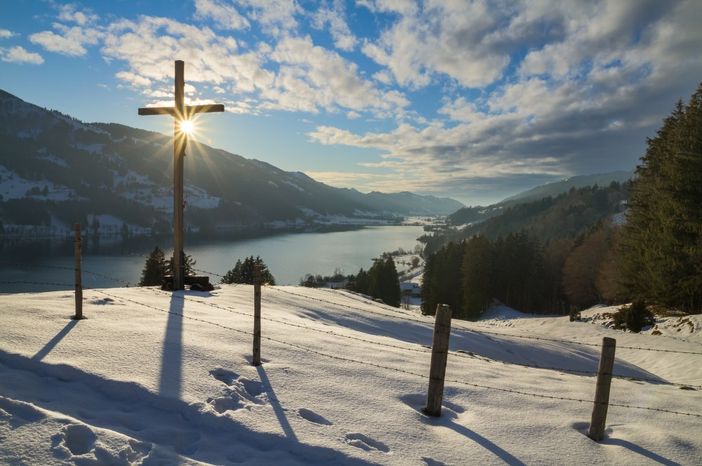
0 225 424 293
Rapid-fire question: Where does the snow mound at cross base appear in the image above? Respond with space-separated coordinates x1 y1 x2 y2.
0 285 700 465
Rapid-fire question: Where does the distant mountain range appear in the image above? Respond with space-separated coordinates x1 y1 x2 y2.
501 171 634 206
0 90 463 238
447 171 634 226
426 180 630 256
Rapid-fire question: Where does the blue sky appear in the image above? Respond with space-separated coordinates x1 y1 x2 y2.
1 0 701 205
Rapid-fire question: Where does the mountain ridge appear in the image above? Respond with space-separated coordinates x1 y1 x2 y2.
446 170 633 226
0 89 462 237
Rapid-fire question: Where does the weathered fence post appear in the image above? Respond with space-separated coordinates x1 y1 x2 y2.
73 223 83 320
588 337 616 441
424 303 452 416
252 263 262 366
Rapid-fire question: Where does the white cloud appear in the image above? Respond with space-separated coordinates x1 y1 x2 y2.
264 35 408 114
305 0 702 200
235 0 300 36
311 1 357 51
358 0 418 16
0 29 15 39
361 1 512 88
438 97 484 123
14 0 702 202
29 24 101 56
102 16 265 88
98 15 401 116
57 4 99 26
115 71 152 87
0 46 44 64
194 0 249 30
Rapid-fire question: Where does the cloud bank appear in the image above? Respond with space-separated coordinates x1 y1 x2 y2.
15 0 702 203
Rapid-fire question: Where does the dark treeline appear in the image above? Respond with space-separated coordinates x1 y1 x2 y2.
619 83 702 311
421 183 629 319
424 181 629 257
421 221 623 319
302 256 402 307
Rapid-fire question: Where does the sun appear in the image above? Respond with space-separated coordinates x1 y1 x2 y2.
180 119 195 136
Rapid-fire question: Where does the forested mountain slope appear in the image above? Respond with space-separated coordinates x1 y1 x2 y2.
0 90 461 237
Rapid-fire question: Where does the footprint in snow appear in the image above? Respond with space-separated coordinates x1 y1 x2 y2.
59 423 97 455
89 297 115 305
208 368 268 413
298 408 333 425
344 433 390 453
422 457 447 466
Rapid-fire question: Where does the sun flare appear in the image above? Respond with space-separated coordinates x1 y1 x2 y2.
180 119 195 136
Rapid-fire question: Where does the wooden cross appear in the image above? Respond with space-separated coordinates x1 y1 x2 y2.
138 60 224 290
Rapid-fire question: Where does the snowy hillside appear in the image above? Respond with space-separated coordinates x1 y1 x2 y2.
0 89 463 237
1 286 700 465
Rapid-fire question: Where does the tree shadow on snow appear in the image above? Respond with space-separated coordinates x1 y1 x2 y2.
294 305 664 383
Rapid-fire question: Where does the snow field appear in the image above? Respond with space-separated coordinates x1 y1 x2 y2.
0 285 700 465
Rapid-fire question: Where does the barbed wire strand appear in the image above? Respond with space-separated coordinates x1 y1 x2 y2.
2 265 701 386
270 287 702 355
1 267 700 356
89 288 702 419
140 285 702 390
189 264 702 349
0 280 76 288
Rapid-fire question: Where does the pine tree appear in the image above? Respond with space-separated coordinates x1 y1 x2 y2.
166 251 196 277
620 83 702 310
348 268 370 294
221 256 276 285
562 224 611 308
420 242 465 315
461 235 493 320
367 256 401 307
139 247 166 286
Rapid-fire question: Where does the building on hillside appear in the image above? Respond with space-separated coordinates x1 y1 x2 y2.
401 282 421 298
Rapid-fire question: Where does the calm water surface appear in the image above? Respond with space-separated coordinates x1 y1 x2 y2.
0 226 424 292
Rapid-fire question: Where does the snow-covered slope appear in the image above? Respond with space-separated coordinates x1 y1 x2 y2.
1 89 463 237
580 305 702 340
1 286 700 465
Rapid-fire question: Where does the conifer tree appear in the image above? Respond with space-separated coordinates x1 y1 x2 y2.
620 83 702 310
562 224 610 308
461 235 493 319
348 268 370 294
166 251 196 277
221 256 276 285
420 242 465 315
139 247 166 286
367 256 401 307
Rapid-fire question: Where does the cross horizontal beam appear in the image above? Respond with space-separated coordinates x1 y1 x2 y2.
138 104 225 118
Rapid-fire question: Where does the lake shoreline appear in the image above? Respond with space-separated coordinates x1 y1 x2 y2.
1 225 426 292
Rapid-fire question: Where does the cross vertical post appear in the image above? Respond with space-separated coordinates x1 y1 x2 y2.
173 60 185 290
138 60 224 290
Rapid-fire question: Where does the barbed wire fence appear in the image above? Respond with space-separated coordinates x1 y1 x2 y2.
2 259 701 425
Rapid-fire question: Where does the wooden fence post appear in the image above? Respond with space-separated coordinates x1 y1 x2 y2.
588 337 616 441
424 303 452 417
252 263 262 366
73 223 83 320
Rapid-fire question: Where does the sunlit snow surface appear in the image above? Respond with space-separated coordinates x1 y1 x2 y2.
0 286 700 465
